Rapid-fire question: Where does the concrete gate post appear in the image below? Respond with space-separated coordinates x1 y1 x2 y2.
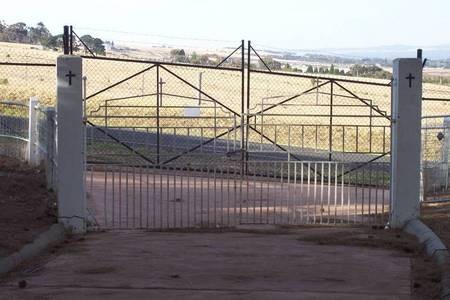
390 58 422 228
56 55 86 233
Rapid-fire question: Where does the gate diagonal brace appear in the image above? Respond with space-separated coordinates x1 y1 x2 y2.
332 81 390 120
336 151 390 178
86 120 155 165
248 125 319 176
162 125 242 165
251 45 272 72
86 64 157 101
251 80 331 117
159 64 240 117
216 44 242 68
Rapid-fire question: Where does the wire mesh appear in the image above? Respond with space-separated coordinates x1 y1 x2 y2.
421 64 450 200
0 46 56 105
247 55 391 165
84 55 244 167
0 101 29 159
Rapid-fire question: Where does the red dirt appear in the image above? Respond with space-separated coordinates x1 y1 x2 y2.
0 156 57 257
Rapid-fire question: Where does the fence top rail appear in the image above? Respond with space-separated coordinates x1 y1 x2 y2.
422 97 450 102
422 114 450 119
0 62 56 67
250 68 392 87
0 100 29 107
81 55 242 72
86 160 385 168
86 122 391 129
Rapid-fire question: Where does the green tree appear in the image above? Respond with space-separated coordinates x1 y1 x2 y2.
349 64 391 79
306 65 313 73
80 35 106 55
170 49 187 62
4 22 28 43
190 51 198 63
29 22 52 45
42 34 63 49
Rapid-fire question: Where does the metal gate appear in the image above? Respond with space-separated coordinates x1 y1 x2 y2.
68 29 392 230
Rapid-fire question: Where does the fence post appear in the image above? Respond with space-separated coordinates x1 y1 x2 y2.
240 39 245 176
28 97 39 166
45 107 56 190
63 25 70 55
439 117 450 192
56 55 86 233
390 58 422 228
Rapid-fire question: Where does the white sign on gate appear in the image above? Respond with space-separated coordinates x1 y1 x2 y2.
184 106 201 117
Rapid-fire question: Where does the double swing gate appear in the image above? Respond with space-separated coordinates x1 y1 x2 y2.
78 37 392 230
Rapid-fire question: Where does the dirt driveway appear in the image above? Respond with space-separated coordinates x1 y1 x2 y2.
1 226 437 300
0 156 56 258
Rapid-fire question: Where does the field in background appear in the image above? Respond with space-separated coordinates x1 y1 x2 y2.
1 42 450 163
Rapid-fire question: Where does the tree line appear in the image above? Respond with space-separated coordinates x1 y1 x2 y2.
0 21 106 55
305 64 392 79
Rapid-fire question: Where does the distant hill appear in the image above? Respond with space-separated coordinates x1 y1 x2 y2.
320 44 450 60
259 44 450 68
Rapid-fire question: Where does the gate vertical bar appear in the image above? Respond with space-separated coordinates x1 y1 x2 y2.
329 81 334 161
240 40 245 175
156 64 160 165
369 104 373 153
246 40 251 173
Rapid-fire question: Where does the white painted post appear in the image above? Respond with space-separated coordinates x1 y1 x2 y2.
28 97 39 165
56 55 86 233
390 58 422 228
439 117 450 190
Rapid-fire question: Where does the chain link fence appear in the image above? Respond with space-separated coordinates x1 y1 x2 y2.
0 99 57 189
422 91 450 200
0 101 29 158
0 43 59 189
0 44 56 105
83 52 244 167
421 63 450 201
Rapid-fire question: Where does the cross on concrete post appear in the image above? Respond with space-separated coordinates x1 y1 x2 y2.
65 70 76 86
390 58 422 228
56 55 86 233
405 73 415 88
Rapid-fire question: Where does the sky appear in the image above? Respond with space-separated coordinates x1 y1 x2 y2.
3 0 450 51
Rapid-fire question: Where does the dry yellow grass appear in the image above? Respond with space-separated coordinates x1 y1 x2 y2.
1 42 449 156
